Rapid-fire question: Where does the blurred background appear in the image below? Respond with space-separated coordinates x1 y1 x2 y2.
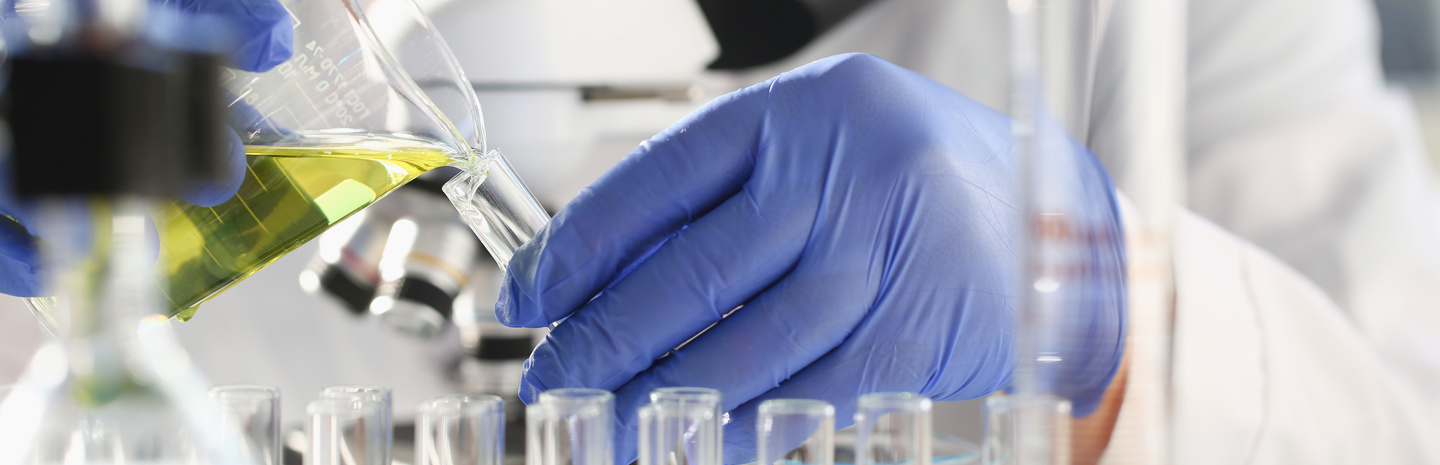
1376 0 1440 172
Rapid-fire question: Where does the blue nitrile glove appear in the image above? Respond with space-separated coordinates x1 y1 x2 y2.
497 54 1127 464
0 0 294 296
173 0 294 73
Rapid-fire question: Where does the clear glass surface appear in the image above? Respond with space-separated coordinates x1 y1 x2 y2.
321 385 395 464
757 399 835 465
307 396 388 465
647 387 724 465
980 394 1070 465
417 394 506 465
444 149 550 269
211 384 282 465
649 387 723 410
854 393 932 465
639 387 723 465
527 388 614 465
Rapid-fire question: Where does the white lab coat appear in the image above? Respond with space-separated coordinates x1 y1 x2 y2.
732 0 1440 462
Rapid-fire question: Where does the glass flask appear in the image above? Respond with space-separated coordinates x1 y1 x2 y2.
18 0 548 321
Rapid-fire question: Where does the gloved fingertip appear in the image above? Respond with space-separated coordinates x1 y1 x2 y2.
493 281 524 327
494 270 551 328
517 356 552 405
179 130 246 207
517 380 542 405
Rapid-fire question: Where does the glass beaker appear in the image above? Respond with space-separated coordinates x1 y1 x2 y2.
20 0 549 320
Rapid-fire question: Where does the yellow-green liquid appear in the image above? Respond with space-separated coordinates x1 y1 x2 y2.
156 134 458 319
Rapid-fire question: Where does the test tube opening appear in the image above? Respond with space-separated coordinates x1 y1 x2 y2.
443 149 550 269
639 400 721 465
854 393 932 465
647 387 724 465
210 385 281 465
757 399 835 465
307 397 388 465
980 394 1071 465
418 394 506 465
321 385 395 465
528 388 615 465
649 387 722 405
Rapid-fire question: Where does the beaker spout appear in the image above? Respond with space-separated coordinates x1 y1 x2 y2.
444 149 551 269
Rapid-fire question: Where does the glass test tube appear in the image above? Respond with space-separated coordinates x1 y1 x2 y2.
307 396 388 465
640 387 723 465
210 385 282 465
981 394 1071 465
853 392 932 465
757 399 834 465
444 150 550 269
527 388 614 465
322 385 395 464
417 394 506 465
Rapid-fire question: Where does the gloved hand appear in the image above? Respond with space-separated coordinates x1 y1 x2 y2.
497 53 1127 464
0 0 294 296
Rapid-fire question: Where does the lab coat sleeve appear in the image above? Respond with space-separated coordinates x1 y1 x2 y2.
1177 0 1440 405
1154 0 1440 458
1156 210 1440 464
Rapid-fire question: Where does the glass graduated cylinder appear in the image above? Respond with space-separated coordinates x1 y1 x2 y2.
156 132 471 318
